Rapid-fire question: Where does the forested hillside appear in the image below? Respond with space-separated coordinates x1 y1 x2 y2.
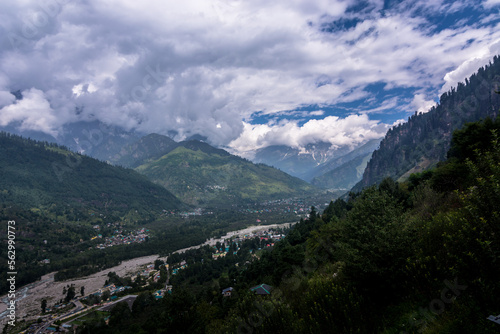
355 55 500 191
0 133 186 293
108 133 179 168
77 117 500 333
0 132 181 216
135 140 318 206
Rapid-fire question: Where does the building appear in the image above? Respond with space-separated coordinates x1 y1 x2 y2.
222 287 234 297
250 284 272 295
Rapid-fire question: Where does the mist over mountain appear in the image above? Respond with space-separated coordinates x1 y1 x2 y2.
311 139 382 190
109 133 179 168
0 120 141 162
252 138 383 189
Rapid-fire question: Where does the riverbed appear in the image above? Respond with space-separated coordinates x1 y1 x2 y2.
0 221 296 325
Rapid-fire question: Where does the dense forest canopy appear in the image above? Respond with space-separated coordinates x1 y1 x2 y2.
75 117 500 333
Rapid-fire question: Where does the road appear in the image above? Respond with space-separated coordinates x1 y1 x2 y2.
34 297 86 334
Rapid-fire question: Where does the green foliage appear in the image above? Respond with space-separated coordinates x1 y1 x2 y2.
135 141 317 207
109 301 132 327
65 286 76 303
0 132 182 215
356 55 500 190
41 299 47 313
61 117 500 333
448 117 500 161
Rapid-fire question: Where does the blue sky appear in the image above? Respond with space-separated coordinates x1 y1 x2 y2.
0 0 499 156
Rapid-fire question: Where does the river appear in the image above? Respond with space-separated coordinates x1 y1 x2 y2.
0 221 297 325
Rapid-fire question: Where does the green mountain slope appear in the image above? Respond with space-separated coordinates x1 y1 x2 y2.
0 132 182 217
135 140 318 206
311 152 373 190
108 133 179 168
354 55 500 191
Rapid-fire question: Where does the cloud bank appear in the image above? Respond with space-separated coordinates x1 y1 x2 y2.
0 0 499 154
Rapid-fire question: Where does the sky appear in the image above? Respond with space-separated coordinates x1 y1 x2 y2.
0 0 499 157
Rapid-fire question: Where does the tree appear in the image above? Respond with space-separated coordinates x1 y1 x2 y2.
102 290 110 302
109 301 131 327
154 259 164 270
132 292 155 314
65 286 76 303
80 286 85 296
41 299 47 313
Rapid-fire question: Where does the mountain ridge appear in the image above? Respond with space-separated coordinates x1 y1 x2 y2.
353 55 500 192
0 132 182 218
134 140 319 206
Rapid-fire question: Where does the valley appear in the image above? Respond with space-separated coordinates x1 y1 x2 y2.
0 221 298 330
0 2 499 331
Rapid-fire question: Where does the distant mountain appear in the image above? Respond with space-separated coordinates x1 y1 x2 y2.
252 139 382 185
305 139 382 182
311 152 373 190
135 140 318 206
354 55 500 191
0 120 141 162
0 132 182 217
253 142 353 179
109 133 179 168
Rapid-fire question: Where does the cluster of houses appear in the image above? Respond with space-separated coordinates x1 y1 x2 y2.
211 229 286 260
94 228 149 249
136 264 156 278
91 284 132 300
222 284 273 298
153 285 173 299
236 197 317 215
171 260 188 275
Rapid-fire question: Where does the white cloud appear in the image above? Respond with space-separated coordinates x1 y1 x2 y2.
229 114 390 156
309 110 325 116
0 0 498 154
0 91 16 108
0 88 61 136
412 94 437 114
483 0 500 8
441 40 500 94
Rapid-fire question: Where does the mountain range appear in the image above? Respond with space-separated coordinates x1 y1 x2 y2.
0 130 319 210
1 112 381 192
4 58 500 198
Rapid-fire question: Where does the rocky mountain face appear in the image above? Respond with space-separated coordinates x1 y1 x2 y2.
0 120 141 162
252 139 383 182
253 142 349 179
311 151 374 190
354 56 500 192
307 139 381 183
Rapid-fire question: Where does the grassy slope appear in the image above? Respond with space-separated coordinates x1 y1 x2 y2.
136 145 317 206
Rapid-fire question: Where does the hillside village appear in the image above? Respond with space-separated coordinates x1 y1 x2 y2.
16 227 289 333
